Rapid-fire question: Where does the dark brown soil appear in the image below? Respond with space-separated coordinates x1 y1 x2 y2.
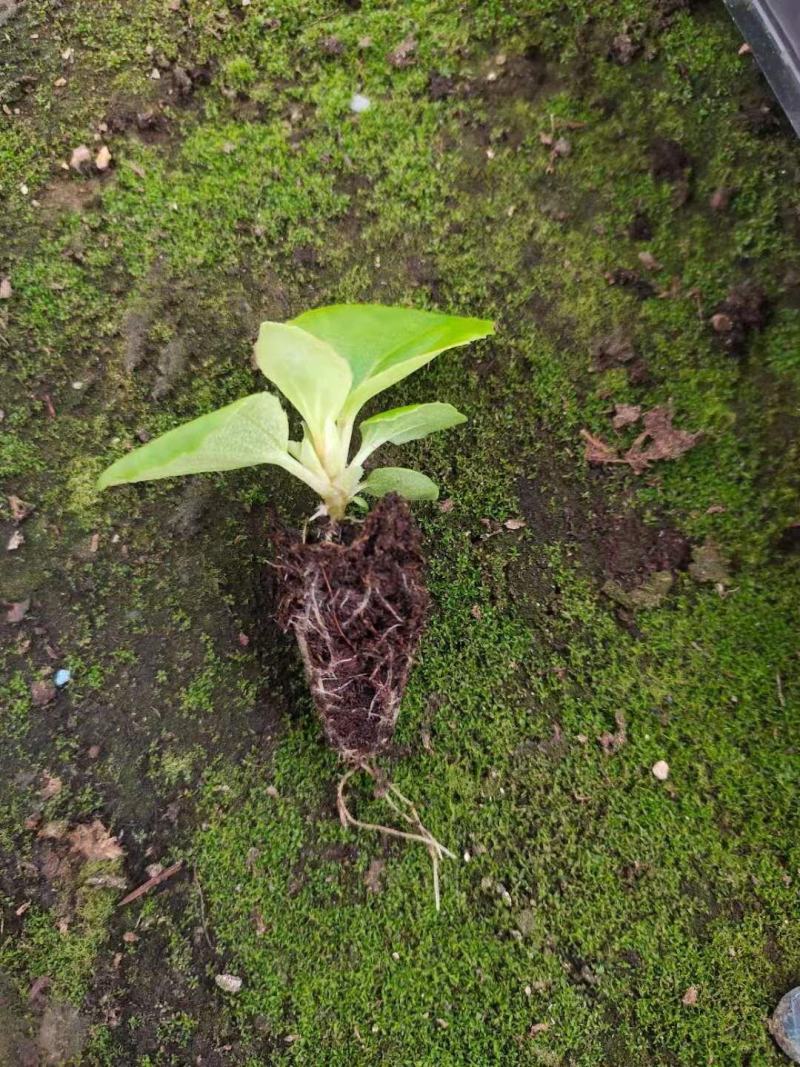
274 495 429 762
711 282 770 355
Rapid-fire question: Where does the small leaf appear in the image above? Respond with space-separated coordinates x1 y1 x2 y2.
254 322 352 438
98 393 289 489
291 304 493 416
358 402 465 458
361 466 439 501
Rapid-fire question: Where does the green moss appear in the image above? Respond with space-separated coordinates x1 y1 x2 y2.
0 868 119 1005
2 0 800 1062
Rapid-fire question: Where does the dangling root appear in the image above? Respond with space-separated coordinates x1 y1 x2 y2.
336 762 456 912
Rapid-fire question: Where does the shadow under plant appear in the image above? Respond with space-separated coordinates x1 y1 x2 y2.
1 1 799 1064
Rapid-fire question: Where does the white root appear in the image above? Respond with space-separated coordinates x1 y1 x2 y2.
336 763 456 912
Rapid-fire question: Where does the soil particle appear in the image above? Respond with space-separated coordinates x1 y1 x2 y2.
650 137 691 183
0 1 20 28
604 268 656 300
649 136 692 205
428 73 457 101
36 1002 88 1065
151 336 189 400
599 513 690 589
591 331 635 372
776 522 800 553
709 187 736 212
710 282 769 355
167 483 217 538
319 35 345 57
628 210 653 241
740 98 785 137
477 49 550 103
609 33 640 66
688 541 731 585
275 495 429 761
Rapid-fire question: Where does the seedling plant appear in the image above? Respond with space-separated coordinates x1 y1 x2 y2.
100 304 494 905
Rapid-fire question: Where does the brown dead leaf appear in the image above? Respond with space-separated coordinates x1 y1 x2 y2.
8 494 34 522
38 820 68 841
364 858 386 894
529 1022 551 1037
31 680 56 706
67 820 124 862
40 773 63 800
638 250 662 272
7 529 24 551
0 277 12 300
504 517 526 531
387 34 417 68
7 598 30 623
598 711 627 754
580 429 624 466
439 497 455 513
682 985 698 1006
623 405 702 473
611 403 642 430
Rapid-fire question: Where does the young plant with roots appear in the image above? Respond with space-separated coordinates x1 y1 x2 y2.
99 304 494 907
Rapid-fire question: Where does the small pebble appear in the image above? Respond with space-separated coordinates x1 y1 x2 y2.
215 973 242 994
652 760 670 781
770 987 800 1063
349 92 370 113
54 668 71 688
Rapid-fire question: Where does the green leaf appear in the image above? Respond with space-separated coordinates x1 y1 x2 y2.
290 304 493 416
98 393 289 489
254 322 352 438
358 402 466 459
360 466 439 501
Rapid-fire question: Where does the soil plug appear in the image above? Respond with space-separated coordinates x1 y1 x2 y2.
98 304 494 907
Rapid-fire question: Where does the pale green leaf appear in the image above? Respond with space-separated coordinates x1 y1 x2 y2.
98 392 289 489
358 402 466 459
254 322 352 438
360 466 439 501
290 304 493 416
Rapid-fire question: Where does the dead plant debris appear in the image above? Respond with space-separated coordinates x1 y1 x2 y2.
581 404 702 473
67 819 124 862
363 858 386 894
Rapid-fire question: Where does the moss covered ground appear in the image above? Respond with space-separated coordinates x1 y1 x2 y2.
1 1 799 1063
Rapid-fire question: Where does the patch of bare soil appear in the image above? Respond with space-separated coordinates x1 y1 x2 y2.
514 456 690 629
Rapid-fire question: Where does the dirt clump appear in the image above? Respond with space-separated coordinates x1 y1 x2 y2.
649 136 692 205
275 495 429 761
710 282 769 355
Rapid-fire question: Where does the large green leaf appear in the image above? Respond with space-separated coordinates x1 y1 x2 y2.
360 466 439 501
357 402 466 459
254 322 352 438
98 392 289 489
291 304 493 416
